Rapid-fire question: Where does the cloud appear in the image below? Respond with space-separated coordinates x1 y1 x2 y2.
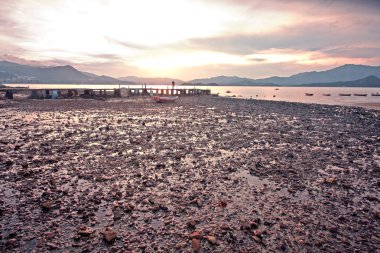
105 36 151 50
200 0 380 17
0 1 37 41
187 18 380 58
248 58 266 62
86 53 124 61
321 46 380 59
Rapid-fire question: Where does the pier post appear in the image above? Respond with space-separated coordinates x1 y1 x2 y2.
114 89 121 97
5 91 14 99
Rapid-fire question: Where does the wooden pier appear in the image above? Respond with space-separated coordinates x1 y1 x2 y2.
0 87 211 99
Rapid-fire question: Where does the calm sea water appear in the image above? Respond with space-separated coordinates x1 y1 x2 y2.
7 83 380 108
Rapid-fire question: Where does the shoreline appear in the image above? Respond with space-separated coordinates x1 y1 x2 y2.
0 96 379 252
3 84 380 110
2 93 380 111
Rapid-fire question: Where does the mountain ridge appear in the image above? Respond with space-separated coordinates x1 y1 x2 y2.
189 64 380 86
0 61 129 84
297 75 380 87
2 60 380 87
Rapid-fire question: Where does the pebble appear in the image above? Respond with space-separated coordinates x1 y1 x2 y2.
102 228 117 243
191 238 201 253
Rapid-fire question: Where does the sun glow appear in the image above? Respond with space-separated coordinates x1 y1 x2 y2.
3 0 377 78
18 0 235 56
131 50 251 77
7 0 296 76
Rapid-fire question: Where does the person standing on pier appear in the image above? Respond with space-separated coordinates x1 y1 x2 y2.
172 81 175 89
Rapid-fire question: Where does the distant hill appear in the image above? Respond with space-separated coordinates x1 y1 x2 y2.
181 82 219 86
118 76 184 85
299 75 380 87
255 64 380 85
189 75 277 86
3 59 380 87
0 61 130 84
188 64 380 86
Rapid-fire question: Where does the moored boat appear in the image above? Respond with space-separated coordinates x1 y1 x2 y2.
322 94 331 96
353 93 367 96
151 96 178 103
372 92 380 96
305 93 313 96
339 93 351 96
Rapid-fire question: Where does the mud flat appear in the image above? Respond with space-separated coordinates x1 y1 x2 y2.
0 96 379 252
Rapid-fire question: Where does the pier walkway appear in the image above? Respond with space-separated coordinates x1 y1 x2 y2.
0 87 211 99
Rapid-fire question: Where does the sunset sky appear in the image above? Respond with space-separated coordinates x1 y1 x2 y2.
1 0 380 80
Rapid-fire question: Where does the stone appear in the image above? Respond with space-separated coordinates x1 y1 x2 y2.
205 235 217 245
189 231 202 239
78 226 94 236
191 238 201 253
253 235 261 243
325 177 337 184
113 207 124 220
102 227 117 243
41 201 53 211
187 219 197 228
279 221 288 229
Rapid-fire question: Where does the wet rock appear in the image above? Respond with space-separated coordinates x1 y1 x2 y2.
205 235 217 245
41 201 53 211
191 238 201 253
189 231 202 239
279 221 289 229
78 226 94 236
101 227 117 243
218 200 228 208
187 219 198 228
46 242 59 250
365 195 378 202
113 207 124 220
4 160 14 166
220 223 231 231
253 229 264 238
5 238 17 247
122 203 134 212
324 177 337 184
252 235 261 243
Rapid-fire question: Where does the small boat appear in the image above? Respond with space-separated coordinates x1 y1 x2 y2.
275 88 279 90
339 93 351 96
151 96 178 103
353 94 367 96
226 90 232 94
372 92 380 96
305 93 313 96
322 94 331 96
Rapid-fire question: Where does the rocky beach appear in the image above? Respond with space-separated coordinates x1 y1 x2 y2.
0 96 379 252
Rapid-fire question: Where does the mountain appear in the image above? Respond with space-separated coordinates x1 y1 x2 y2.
299 75 380 87
118 76 184 85
188 75 277 86
188 64 380 86
0 61 128 84
255 64 380 85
